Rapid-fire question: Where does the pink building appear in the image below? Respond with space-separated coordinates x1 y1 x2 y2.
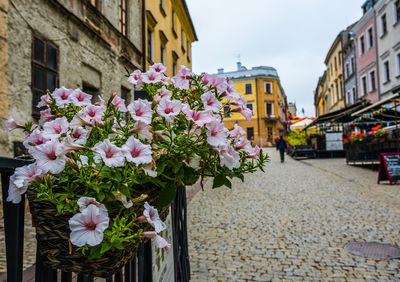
353 5 379 103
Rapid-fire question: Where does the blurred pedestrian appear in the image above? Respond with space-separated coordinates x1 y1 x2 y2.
276 136 287 163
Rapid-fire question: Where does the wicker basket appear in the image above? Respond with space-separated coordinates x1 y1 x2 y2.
27 187 169 278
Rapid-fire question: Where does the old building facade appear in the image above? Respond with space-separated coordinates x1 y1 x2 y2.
343 24 358 106
353 3 380 103
217 62 288 147
144 0 197 76
375 0 400 99
314 70 329 117
324 34 345 113
0 0 144 157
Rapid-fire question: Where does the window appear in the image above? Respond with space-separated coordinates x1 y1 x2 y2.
147 28 153 61
181 29 185 53
32 35 58 115
335 81 339 101
383 60 390 83
352 87 357 103
381 14 387 36
361 76 367 96
347 91 351 104
160 45 165 65
223 105 230 117
394 0 400 24
119 0 128 36
396 51 400 76
245 83 252 94
246 103 253 115
265 82 272 94
121 86 131 105
345 63 350 78
82 82 100 103
267 127 272 142
351 57 355 73
367 27 373 49
369 70 376 92
266 102 273 115
159 0 166 16
172 51 178 75
171 9 176 36
359 35 365 55
246 127 254 141
334 57 337 71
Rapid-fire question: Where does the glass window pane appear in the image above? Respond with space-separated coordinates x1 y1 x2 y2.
34 38 44 63
32 89 45 113
33 65 45 90
47 45 57 70
47 73 57 92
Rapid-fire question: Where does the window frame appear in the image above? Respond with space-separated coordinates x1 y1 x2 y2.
246 127 254 141
359 34 365 56
360 75 368 96
382 59 390 83
366 25 373 49
31 34 59 116
394 0 400 25
395 50 400 77
265 102 273 116
245 83 252 94
381 13 388 36
119 0 128 36
368 69 376 92
147 27 153 62
246 103 254 116
265 82 272 94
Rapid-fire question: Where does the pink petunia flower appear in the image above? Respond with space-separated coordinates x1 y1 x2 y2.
156 98 182 122
70 89 92 106
37 93 52 108
5 118 23 132
52 87 74 107
231 96 247 107
142 70 164 84
81 104 106 125
39 108 56 125
23 129 50 153
69 204 109 247
140 232 171 251
206 121 228 147
122 136 152 165
30 139 67 174
130 121 153 141
234 137 252 152
218 145 240 170
231 105 253 121
7 163 44 204
127 99 153 124
247 145 261 159
143 202 166 233
77 197 108 214
92 139 125 167
172 65 192 90
201 91 222 113
70 127 90 145
150 63 167 73
128 70 143 88
182 104 214 127
111 95 128 112
157 86 172 98
229 124 246 138
42 117 70 139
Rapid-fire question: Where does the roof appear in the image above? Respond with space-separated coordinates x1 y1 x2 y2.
217 66 279 79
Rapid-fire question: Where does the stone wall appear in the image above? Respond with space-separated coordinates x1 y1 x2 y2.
0 0 143 157
0 0 8 120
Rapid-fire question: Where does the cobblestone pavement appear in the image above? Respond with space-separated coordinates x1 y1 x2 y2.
188 148 400 281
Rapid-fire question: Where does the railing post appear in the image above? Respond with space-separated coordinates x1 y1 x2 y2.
1 170 26 282
171 186 190 282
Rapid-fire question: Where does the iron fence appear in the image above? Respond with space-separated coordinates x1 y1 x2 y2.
0 156 190 282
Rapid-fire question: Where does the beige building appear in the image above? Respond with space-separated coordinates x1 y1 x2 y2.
314 70 329 117
0 0 144 157
325 34 345 113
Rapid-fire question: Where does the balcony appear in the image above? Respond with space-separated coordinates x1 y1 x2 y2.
263 114 279 121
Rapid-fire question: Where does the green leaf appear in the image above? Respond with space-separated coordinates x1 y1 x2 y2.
98 192 105 202
100 242 112 254
213 174 226 188
157 161 168 175
225 178 232 189
88 245 102 259
156 183 176 208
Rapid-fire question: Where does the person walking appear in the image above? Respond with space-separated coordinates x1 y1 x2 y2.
276 135 287 163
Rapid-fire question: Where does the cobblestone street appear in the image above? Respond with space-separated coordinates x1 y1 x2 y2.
188 148 400 281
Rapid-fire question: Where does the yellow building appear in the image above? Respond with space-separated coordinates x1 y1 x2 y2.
324 34 345 113
144 0 197 76
314 70 329 117
218 62 288 147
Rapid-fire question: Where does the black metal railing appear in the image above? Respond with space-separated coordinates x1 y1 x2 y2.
0 156 190 282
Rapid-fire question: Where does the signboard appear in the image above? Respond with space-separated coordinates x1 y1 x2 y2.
325 131 343 151
378 153 400 184
152 210 175 282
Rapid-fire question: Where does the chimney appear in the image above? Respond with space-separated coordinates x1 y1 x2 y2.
217 68 224 74
237 62 242 71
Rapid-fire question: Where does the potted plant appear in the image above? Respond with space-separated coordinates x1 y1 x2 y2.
5 64 268 277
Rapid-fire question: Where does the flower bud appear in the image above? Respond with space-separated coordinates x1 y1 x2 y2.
136 215 147 223
140 231 157 238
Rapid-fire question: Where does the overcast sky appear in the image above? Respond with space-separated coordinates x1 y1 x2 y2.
186 0 363 117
